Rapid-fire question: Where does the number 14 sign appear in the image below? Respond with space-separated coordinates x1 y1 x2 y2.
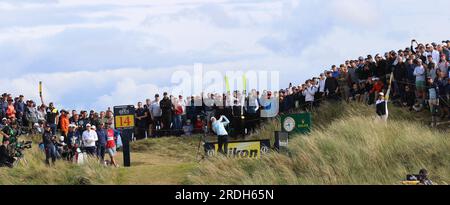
113 105 135 129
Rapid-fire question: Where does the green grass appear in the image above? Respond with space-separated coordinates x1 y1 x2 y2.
1 102 448 185
187 103 450 185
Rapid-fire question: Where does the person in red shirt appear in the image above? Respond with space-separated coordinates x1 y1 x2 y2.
370 78 385 97
105 123 118 167
193 115 204 134
173 100 183 135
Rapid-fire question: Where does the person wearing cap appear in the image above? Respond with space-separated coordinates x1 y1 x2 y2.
14 95 26 123
324 71 339 101
5 97 16 120
135 102 148 140
375 92 388 122
67 123 81 162
426 77 440 127
331 65 340 79
82 123 98 156
25 100 39 134
317 73 327 104
45 102 59 135
303 79 318 111
437 54 449 78
160 92 173 136
42 123 57 165
0 118 7 130
96 123 107 163
425 43 440 66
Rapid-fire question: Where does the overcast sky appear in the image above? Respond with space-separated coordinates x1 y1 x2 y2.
1 0 449 111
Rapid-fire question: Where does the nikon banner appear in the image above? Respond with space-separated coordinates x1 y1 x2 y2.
281 113 312 135
204 139 270 158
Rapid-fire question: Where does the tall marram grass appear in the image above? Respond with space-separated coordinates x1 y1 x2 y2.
188 103 450 185
0 147 119 185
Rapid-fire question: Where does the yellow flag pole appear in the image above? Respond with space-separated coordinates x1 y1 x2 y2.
39 81 43 97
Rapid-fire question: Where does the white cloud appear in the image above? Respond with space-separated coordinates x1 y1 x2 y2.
1 0 450 111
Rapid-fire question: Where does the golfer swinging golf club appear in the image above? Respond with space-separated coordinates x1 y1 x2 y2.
211 115 230 156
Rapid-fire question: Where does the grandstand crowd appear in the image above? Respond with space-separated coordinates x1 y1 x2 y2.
0 39 449 166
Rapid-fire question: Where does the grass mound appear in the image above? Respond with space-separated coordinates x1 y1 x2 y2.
0 147 119 185
187 103 450 185
1 102 447 185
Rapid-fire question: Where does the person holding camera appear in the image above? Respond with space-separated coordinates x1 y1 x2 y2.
303 79 318 111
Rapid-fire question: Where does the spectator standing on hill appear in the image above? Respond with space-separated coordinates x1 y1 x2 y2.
303 79 318 111
135 102 148 140
406 58 416 85
402 85 416 110
160 92 173 136
414 59 426 101
105 123 118 167
59 110 70 138
317 73 326 103
82 124 98 156
144 99 152 138
67 124 80 162
438 54 449 78
337 65 351 102
173 99 184 136
426 77 439 127
42 124 57 165
14 95 25 123
324 72 339 101
150 94 162 137
25 101 38 132
5 98 16 120
435 72 449 119
42 97 59 135
331 65 339 79
393 56 407 99
96 123 107 163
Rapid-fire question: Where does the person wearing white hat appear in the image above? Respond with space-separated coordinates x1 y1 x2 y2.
82 123 98 156
376 92 388 122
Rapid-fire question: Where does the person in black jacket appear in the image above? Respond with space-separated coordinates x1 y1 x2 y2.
324 72 339 101
393 56 407 99
159 92 173 136
42 123 57 165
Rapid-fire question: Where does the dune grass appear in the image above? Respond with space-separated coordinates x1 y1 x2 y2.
1 102 448 185
187 103 450 185
0 147 119 185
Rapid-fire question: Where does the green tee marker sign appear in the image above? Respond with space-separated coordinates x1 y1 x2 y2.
281 113 311 134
